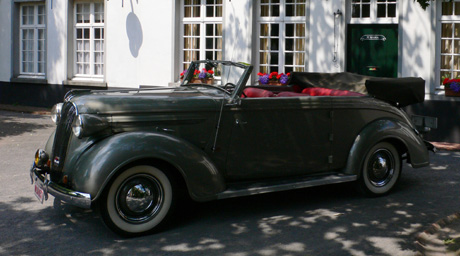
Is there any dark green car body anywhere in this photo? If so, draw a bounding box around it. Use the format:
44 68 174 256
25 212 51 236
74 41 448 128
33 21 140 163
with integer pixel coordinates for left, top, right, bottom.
30 60 432 235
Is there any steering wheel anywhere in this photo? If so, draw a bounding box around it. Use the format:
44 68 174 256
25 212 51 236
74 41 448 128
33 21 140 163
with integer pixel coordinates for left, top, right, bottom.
223 82 236 91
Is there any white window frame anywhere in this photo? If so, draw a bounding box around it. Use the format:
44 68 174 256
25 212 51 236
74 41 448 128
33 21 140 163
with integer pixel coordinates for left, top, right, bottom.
436 0 460 90
349 0 398 24
19 3 46 78
73 1 104 80
180 0 223 72
256 0 307 74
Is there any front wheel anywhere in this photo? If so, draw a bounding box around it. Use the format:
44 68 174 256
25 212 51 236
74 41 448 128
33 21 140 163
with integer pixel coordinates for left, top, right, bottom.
99 165 176 236
358 142 401 196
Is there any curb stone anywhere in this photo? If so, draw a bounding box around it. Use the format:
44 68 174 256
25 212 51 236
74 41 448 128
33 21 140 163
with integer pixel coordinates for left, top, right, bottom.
0 104 50 115
416 213 460 256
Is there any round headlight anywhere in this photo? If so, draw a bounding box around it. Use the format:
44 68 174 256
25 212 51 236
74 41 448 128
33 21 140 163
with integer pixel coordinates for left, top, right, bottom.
51 103 63 124
34 149 49 168
72 115 83 138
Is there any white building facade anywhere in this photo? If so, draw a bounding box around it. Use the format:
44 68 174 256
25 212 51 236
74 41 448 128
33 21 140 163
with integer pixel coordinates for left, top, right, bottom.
0 0 459 141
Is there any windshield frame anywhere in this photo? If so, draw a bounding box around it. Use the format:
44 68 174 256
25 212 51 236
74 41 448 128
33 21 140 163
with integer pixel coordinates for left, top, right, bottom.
181 60 253 102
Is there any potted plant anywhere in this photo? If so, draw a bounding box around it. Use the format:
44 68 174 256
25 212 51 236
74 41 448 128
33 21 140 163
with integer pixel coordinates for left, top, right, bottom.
257 72 290 86
442 77 460 97
180 68 215 84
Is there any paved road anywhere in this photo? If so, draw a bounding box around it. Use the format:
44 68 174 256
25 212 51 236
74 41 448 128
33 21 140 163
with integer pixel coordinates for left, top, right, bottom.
1 110 459 256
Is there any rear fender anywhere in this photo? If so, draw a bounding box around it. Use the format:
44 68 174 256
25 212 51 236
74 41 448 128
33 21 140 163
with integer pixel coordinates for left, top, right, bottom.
344 119 429 176
71 132 225 202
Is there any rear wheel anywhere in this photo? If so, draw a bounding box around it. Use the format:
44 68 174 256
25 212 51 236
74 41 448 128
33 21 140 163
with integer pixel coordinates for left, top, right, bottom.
358 142 401 196
100 165 176 236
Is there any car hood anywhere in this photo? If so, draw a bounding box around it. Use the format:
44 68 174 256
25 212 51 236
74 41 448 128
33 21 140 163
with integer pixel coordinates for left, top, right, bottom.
68 86 225 115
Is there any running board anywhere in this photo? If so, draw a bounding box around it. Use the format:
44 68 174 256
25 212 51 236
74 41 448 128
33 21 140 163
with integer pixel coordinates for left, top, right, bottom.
217 174 357 200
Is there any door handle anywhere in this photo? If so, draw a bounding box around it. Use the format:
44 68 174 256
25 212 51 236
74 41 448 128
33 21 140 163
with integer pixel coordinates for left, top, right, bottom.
235 119 247 125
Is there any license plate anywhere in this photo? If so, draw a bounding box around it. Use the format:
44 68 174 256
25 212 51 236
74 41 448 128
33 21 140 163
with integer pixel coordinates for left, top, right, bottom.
34 183 45 204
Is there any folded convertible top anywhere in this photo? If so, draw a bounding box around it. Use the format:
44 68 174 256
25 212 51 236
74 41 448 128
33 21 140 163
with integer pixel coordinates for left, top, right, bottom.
289 72 425 107
365 77 425 107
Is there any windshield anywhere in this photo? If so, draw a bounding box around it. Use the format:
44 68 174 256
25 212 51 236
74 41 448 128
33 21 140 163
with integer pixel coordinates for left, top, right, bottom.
180 60 252 96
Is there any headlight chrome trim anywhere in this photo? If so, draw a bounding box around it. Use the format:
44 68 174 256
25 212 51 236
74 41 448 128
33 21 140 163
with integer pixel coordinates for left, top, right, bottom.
72 114 109 139
51 103 63 124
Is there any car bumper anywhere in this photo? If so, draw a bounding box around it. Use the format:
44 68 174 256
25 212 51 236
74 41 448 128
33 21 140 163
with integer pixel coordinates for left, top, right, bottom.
30 165 92 209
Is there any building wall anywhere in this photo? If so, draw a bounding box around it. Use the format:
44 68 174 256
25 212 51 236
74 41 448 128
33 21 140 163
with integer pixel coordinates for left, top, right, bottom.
0 1 440 89
47 0 68 84
308 0 345 73
105 0 174 88
399 1 434 94
0 0 12 82
223 0 253 65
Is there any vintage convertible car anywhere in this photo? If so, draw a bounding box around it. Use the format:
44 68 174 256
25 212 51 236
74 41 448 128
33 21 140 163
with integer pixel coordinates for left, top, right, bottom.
30 60 435 236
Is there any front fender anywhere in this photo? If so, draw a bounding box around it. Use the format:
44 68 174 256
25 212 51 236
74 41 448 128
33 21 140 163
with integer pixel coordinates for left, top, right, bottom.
70 132 225 202
344 118 429 176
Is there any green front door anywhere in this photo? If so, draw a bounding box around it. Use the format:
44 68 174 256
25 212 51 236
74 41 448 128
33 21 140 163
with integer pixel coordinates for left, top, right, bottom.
347 24 398 78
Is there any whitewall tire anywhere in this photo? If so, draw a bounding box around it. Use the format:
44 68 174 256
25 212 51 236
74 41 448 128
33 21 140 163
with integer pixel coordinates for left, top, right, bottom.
100 165 176 236
359 142 401 196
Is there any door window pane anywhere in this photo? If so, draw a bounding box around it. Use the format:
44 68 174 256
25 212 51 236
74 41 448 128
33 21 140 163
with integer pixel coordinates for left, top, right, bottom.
352 0 397 20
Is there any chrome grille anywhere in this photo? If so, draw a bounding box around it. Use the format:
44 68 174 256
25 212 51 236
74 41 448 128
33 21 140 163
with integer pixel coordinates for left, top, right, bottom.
50 102 76 180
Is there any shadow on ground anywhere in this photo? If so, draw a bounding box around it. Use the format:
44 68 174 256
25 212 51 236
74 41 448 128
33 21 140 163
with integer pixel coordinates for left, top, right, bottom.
0 112 53 139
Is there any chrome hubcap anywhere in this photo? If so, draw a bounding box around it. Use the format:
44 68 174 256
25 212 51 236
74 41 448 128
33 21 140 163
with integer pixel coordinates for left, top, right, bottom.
115 174 164 223
367 149 395 187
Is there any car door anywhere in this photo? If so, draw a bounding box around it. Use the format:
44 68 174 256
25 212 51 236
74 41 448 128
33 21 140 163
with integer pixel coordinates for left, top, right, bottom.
224 96 333 182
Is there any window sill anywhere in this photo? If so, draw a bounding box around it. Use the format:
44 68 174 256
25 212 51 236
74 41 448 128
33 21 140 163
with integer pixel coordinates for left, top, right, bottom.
11 77 48 84
63 79 107 88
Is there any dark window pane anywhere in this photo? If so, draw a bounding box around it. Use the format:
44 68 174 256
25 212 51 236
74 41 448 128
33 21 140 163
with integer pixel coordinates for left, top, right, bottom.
286 39 294 51
269 65 278 73
362 4 370 17
456 3 460 15
271 24 279 37
377 5 386 18
206 51 213 60
443 2 453 16
285 53 294 65
84 29 90 39
285 66 293 74
286 24 294 37
206 24 213 36
206 6 214 17
270 52 279 65
271 38 279 50
193 6 200 17
352 5 360 18
206 38 213 49
271 4 279 16
388 4 396 17
286 4 294 16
